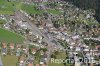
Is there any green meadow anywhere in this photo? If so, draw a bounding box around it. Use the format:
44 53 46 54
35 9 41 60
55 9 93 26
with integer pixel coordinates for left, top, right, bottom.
0 28 24 43
0 0 63 15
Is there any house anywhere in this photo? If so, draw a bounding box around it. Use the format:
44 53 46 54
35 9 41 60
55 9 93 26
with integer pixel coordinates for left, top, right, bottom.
28 63 33 66
9 43 15 55
36 64 39 66
69 46 73 50
23 47 28 54
16 45 21 56
75 62 81 66
84 48 89 52
96 45 100 51
28 56 34 64
46 23 53 27
42 64 46 66
40 58 44 64
73 52 78 56
19 56 25 66
42 53 48 61
32 48 36 54
75 47 80 51
90 63 94 66
61 36 66 40
20 24 28 29
40 50 44 55
2 43 7 55
70 42 75 45
39 25 44 30
10 43 14 50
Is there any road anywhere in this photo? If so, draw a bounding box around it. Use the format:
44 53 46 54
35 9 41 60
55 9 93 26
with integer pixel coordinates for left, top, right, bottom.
19 10 64 49
19 10 65 64
10 10 65 65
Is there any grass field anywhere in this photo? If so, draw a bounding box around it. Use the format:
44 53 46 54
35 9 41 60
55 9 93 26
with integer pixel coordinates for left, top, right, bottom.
21 4 44 14
0 0 63 15
48 51 70 66
0 0 43 15
0 28 24 43
0 0 15 15
1 55 18 66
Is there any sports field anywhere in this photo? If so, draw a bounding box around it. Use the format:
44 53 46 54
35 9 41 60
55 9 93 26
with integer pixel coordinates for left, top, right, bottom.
0 28 24 43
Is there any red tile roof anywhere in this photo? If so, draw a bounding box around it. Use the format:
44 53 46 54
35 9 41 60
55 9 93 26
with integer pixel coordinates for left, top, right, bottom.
28 63 33 66
36 64 39 66
90 63 94 66
42 64 45 66
96 45 100 48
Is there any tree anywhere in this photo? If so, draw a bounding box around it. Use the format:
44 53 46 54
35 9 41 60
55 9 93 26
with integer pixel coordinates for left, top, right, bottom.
65 0 96 9
64 0 100 22
95 0 100 22
25 29 30 34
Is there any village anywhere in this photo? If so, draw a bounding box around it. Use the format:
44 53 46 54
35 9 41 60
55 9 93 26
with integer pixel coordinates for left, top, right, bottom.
0 0 100 66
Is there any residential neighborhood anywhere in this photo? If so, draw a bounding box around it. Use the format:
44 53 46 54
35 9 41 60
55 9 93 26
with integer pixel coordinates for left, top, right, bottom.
0 0 100 66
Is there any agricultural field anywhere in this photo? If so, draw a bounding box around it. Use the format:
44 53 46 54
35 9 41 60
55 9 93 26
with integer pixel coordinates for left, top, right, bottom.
0 28 24 43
